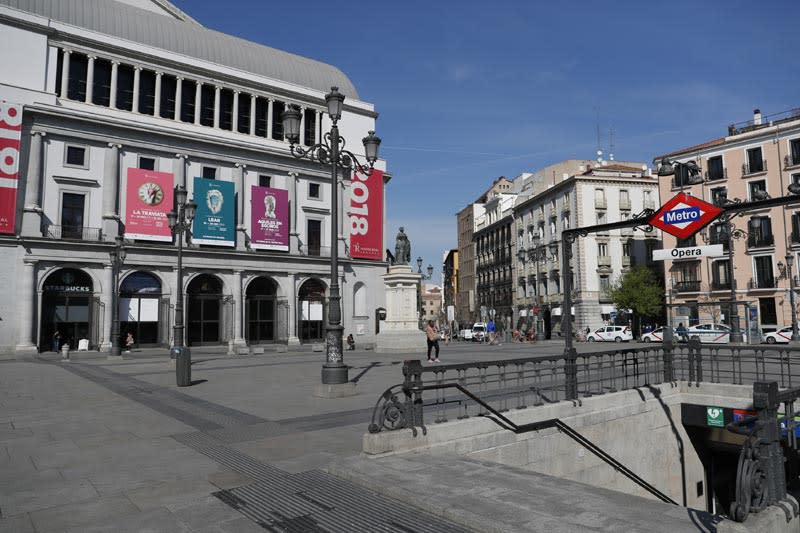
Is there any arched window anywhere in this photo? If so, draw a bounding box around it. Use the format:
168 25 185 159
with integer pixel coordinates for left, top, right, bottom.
353 282 367 317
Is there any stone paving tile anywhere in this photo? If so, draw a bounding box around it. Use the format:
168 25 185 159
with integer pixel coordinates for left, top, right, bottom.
124 478 220 511
28 494 141 532
207 468 254 490
169 495 244 530
0 513 36 533
67 506 192 533
0 475 98 517
192 516 266 533
72 430 140 450
0 425 32 442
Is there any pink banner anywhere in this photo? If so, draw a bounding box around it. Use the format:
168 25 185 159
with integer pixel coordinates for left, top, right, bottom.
0 101 22 234
349 168 383 260
250 186 289 251
125 169 174 241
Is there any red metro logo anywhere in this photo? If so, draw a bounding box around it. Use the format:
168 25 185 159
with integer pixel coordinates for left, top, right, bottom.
649 192 723 240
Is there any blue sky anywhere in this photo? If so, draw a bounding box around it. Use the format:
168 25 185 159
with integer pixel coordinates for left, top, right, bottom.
174 0 800 285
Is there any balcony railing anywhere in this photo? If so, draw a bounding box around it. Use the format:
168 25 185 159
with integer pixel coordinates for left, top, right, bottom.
791 230 800 244
705 167 727 181
708 232 730 251
674 280 701 293
594 198 607 209
747 234 774 249
749 277 776 290
622 256 631 267
711 280 731 291
619 198 631 210
43 224 103 241
742 159 767 176
598 255 611 267
785 154 800 168
299 245 332 257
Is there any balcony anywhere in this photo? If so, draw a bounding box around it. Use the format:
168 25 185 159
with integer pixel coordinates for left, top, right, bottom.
674 280 701 293
742 159 767 176
711 280 731 291
619 198 631 211
708 232 730 251
595 198 607 209
748 277 776 290
622 256 631 267
43 224 103 241
620 227 633 237
299 245 332 257
705 168 727 181
598 255 611 267
785 154 800 168
792 230 800 244
747 234 774 249
599 289 613 303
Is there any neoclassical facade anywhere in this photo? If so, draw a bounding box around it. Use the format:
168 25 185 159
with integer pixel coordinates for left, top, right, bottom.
0 0 389 354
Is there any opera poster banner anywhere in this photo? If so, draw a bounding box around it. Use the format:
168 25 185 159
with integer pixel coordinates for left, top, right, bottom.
192 177 235 246
349 168 384 260
250 186 289 251
125 168 174 241
0 101 22 234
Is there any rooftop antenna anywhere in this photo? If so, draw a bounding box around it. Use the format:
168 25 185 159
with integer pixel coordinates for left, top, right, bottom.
608 127 615 161
594 107 604 164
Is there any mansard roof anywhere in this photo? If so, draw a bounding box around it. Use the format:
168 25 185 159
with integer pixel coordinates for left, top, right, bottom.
0 0 359 98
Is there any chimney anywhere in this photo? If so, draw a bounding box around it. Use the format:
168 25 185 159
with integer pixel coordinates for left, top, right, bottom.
753 108 762 125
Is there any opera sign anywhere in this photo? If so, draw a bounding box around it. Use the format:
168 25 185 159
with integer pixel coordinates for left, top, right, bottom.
649 192 723 240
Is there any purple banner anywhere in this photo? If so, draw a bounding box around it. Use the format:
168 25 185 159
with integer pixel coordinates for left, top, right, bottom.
250 186 289 251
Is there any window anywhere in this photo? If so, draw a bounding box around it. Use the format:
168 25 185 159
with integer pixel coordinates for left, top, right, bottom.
159 74 177 119
271 101 285 140
748 217 773 248
594 188 606 208
622 242 631 257
708 223 729 249
61 193 85 238
748 180 767 201
138 157 156 171
179 79 196 123
303 108 316 146
562 215 570 230
219 88 234 131
200 84 215 127
790 139 800 167
254 97 268 137
65 145 87 167
67 52 88 101
712 260 730 289
677 235 697 247
307 219 321 256
710 186 727 206
598 242 608 256
115 64 134 111
549 220 556 236
138 69 156 115
792 212 800 244
599 275 610 292
759 298 777 325
643 190 653 208
92 58 112 107
259 175 271 188
754 256 774 288
309 183 320 199
745 147 764 174
201 166 216 180
237 92 251 134
707 155 725 180
619 189 630 209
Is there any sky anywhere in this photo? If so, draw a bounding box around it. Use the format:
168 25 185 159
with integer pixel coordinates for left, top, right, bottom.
174 0 800 286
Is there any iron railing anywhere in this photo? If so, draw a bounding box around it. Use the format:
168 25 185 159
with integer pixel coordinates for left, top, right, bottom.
742 159 767 175
298 245 331 257
747 233 774 249
785 154 800 168
705 167 728 181
748 277 776 289
43 224 103 241
674 280 701 293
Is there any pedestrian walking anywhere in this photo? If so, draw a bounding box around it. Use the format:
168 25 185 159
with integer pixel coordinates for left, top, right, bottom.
125 332 134 352
487 319 497 345
346 333 356 350
425 320 440 363
52 329 62 352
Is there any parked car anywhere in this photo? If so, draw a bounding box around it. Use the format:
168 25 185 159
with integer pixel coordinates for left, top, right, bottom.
459 329 474 341
685 324 731 344
587 326 632 342
472 323 486 342
763 326 795 344
640 327 675 343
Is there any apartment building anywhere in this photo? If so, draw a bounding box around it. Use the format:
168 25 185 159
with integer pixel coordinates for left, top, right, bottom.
653 108 800 333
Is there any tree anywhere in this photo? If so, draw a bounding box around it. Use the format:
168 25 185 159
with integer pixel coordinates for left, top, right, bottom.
608 265 664 336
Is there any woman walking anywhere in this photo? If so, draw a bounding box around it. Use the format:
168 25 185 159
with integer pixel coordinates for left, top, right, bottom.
425 320 440 363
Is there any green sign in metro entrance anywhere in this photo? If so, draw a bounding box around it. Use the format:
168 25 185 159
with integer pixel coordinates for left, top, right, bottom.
706 406 724 427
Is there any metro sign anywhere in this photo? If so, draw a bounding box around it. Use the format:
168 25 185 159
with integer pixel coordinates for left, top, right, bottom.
649 192 723 239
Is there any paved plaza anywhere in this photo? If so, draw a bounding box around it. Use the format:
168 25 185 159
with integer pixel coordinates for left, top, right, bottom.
0 340 574 532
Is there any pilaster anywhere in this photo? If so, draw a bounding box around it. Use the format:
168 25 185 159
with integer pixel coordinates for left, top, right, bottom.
21 131 45 237
100 264 113 351
288 171 300 254
235 163 247 249
287 273 300 345
15 258 38 357
102 143 122 240
232 270 246 348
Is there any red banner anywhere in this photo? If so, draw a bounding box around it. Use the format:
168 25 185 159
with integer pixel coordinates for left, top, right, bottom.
0 101 22 234
349 168 383 260
125 168 174 241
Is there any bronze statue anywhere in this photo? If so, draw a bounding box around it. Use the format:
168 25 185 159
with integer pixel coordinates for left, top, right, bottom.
394 227 410 265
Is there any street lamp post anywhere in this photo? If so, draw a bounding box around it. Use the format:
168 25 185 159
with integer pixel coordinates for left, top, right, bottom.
167 185 197 387
416 257 434 329
785 254 800 343
281 87 381 385
108 235 127 358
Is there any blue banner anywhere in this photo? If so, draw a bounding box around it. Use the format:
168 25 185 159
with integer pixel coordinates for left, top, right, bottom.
192 177 235 246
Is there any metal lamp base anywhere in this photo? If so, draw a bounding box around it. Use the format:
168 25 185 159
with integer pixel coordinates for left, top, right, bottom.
321 363 348 384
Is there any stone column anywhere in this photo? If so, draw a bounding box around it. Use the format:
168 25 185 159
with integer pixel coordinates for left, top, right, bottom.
234 163 247 249
266 98 273 138
232 270 246 349
21 131 45 236
132 67 141 113
213 85 221 128
85 55 95 103
232 91 239 132
109 61 119 108
173 77 183 121
288 171 300 253
153 72 162 117
102 143 122 240
59 50 71 98
100 264 113 351
299 106 306 145
249 95 257 136
15 258 38 357
194 81 202 125
287 273 300 345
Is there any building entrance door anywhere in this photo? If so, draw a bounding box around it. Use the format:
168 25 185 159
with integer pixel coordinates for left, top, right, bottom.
298 278 326 343
40 268 94 351
119 271 163 346
187 274 222 345
246 277 277 344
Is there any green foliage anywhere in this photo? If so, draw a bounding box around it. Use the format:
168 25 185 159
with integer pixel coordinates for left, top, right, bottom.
609 265 663 317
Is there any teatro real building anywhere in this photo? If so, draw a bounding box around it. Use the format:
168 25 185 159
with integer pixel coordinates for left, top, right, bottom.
0 0 390 355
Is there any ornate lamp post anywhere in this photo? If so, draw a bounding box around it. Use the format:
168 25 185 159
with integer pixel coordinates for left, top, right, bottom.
416 257 434 328
281 87 381 385
108 235 127 358
167 185 197 387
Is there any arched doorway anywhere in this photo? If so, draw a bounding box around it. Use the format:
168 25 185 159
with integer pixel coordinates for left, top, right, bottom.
246 277 277 344
298 279 326 343
40 268 94 351
120 271 163 346
187 274 222 345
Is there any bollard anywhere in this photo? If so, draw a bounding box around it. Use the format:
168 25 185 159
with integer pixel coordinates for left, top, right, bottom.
61 344 70 361
172 346 191 387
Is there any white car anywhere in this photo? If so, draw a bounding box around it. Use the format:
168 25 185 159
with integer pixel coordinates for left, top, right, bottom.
460 329 474 341
472 323 486 342
587 326 633 342
641 327 675 343
685 324 731 344
763 326 795 344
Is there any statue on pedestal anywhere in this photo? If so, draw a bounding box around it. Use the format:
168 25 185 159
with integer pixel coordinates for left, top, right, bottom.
393 227 411 265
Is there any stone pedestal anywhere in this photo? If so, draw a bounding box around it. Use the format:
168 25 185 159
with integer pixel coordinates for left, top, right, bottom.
376 265 426 353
